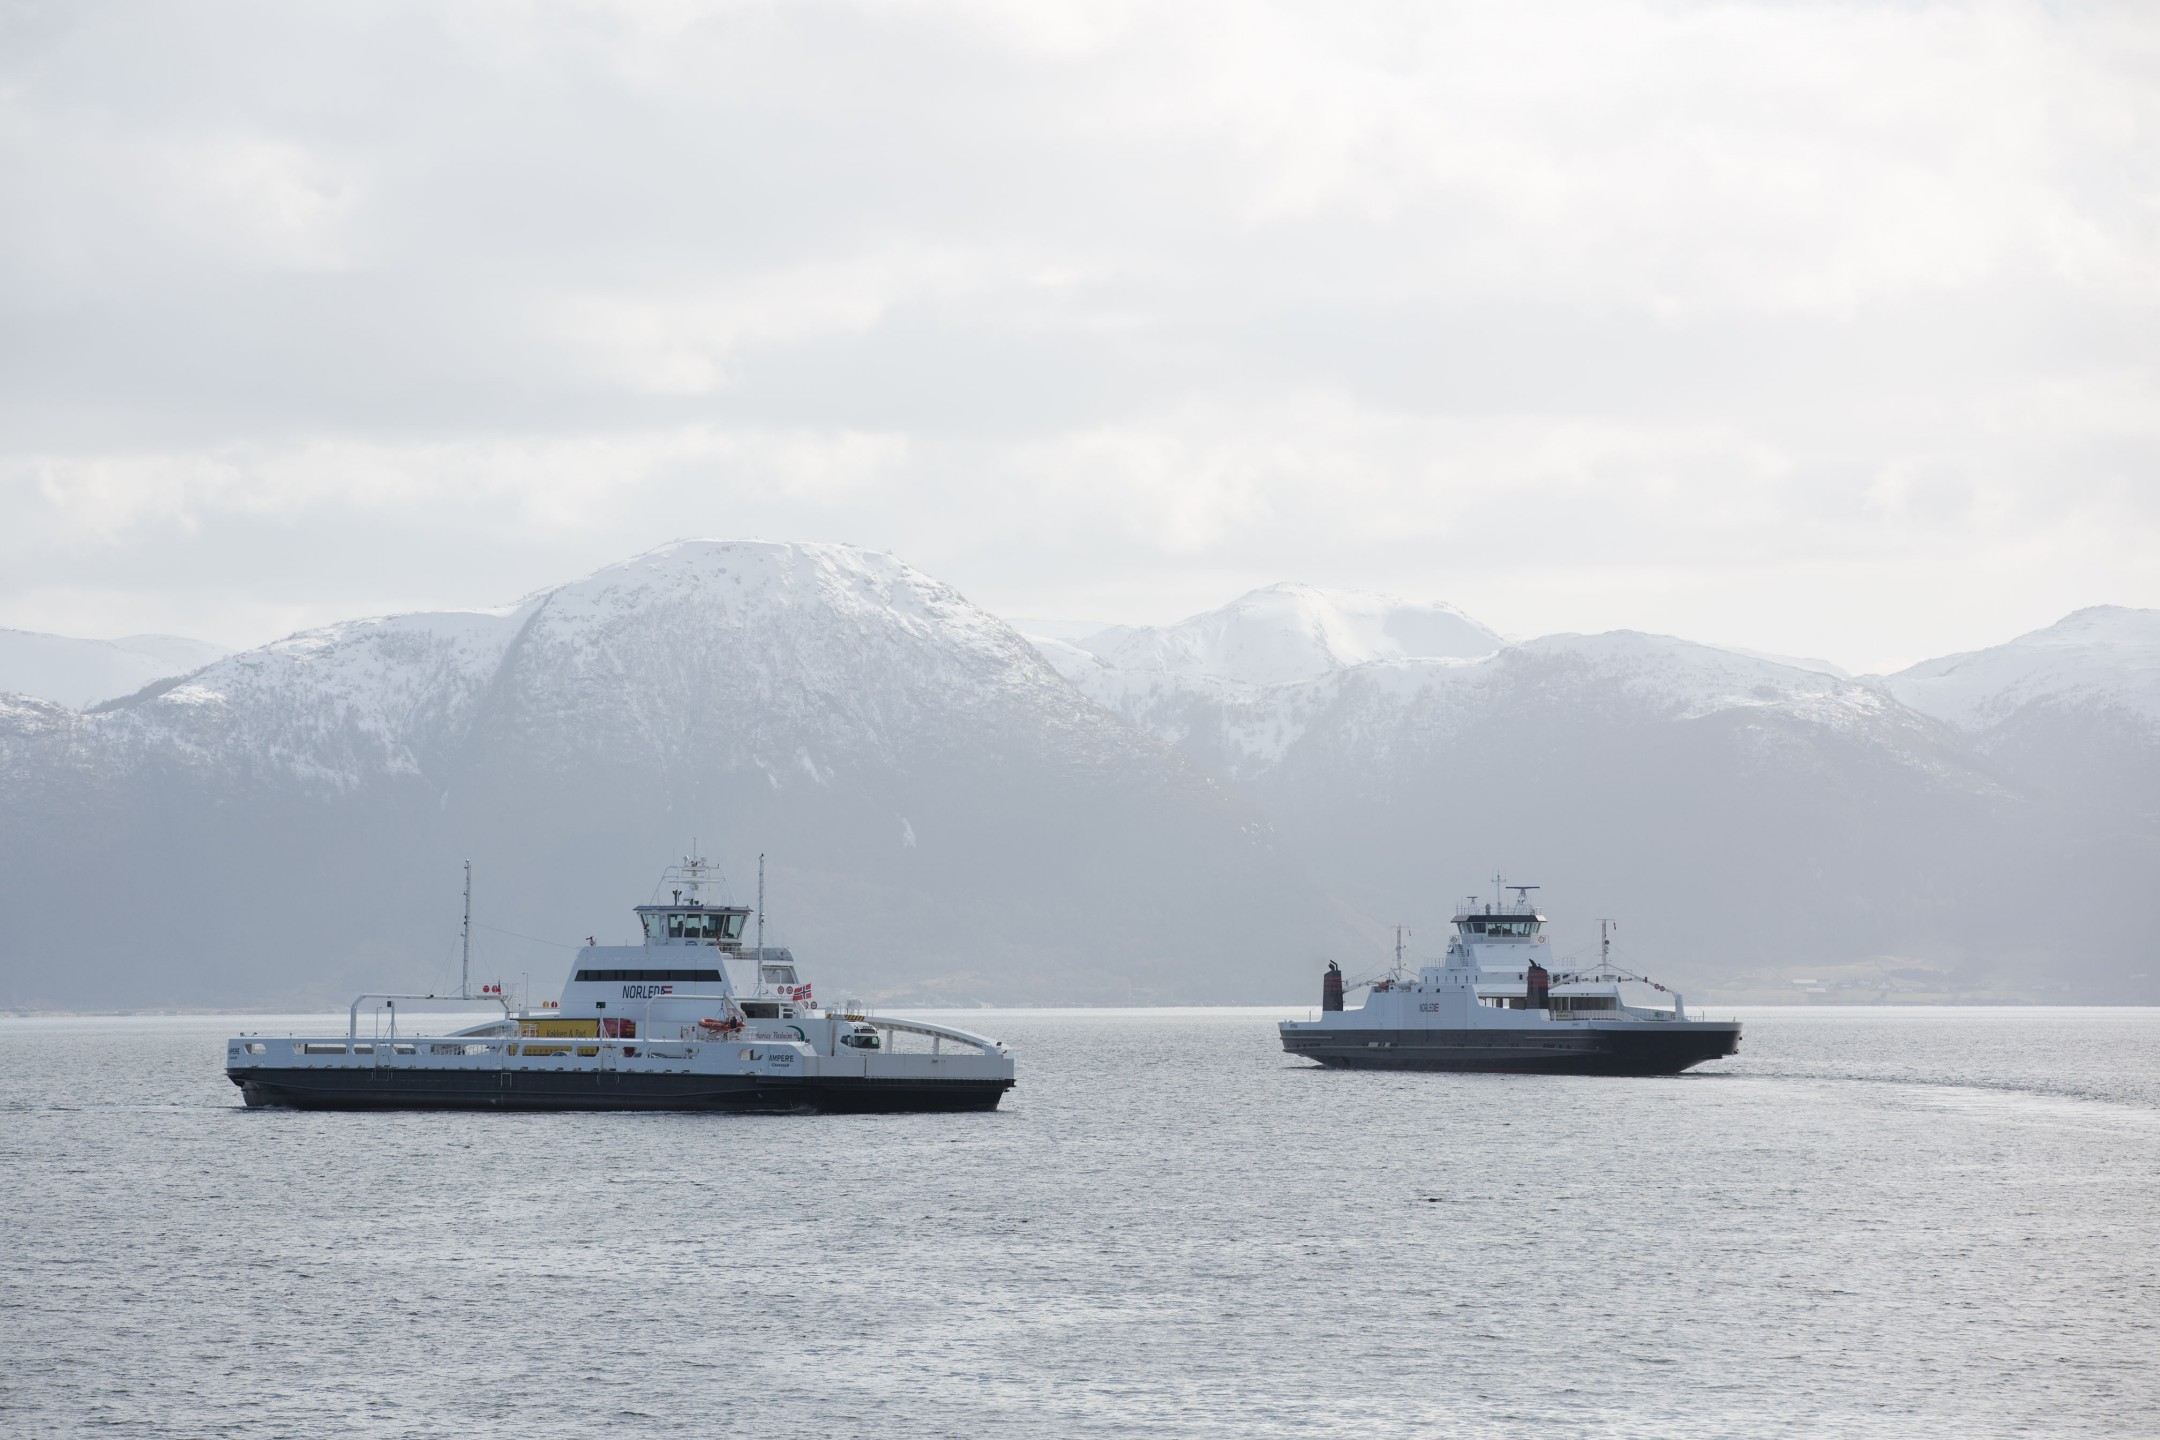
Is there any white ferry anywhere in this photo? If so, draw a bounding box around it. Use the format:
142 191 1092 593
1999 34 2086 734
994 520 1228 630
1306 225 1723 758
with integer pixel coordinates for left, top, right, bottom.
226 858 1015 1112
1279 886 1740 1075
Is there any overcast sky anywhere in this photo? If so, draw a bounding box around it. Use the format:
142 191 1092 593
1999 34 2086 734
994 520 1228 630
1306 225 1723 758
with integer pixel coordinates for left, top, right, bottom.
3 0 2155 672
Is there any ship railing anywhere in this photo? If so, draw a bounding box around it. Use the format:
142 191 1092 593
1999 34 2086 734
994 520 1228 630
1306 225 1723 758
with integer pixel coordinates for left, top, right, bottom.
258 1033 808 1062
248 1027 1013 1069
253 1003 1006 1061
632 995 1002 1056
856 1014 1006 1058
346 993 513 1043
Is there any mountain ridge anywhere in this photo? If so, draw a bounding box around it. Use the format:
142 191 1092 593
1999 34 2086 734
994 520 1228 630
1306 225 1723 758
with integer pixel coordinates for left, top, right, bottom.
1027 590 2158 1001
0 628 234 711
0 542 1346 1010
4 547 2156 1007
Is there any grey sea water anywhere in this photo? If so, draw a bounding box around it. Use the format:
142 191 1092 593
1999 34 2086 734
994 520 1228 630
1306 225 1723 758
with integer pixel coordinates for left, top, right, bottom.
2 1007 2156 1438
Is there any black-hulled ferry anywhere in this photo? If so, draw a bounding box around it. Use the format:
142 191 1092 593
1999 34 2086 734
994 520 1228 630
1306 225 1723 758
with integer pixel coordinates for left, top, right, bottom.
226 857 1014 1112
1280 887 1740 1075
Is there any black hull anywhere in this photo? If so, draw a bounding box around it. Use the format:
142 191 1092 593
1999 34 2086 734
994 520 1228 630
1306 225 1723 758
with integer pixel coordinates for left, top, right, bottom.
230 1068 1011 1113
1282 1024 1740 1076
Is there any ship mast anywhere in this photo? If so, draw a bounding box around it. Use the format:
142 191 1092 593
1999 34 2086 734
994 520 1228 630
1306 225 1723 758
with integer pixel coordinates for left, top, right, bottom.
683 838 705 901
756 851 766 982
460 860 472 1000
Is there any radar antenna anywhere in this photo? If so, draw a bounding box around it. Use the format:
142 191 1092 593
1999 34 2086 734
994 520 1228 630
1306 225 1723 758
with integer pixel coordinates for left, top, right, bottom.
655 842 727 906
1491 873 1540 913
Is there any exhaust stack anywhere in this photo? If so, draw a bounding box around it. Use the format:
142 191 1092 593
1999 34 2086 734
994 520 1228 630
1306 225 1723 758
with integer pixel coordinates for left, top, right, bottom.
1322 961 1344 1012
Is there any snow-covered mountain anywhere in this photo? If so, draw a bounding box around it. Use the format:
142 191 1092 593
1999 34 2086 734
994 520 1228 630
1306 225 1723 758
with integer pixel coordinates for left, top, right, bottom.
1719 646 1852 679
1070 583 1501 688
1038 584 1505 781
1031 590 2160 999
1884 606 2160 732
1239 632 2028 984
7 551 2157 1008
1877 606 2160 828
0 629 232 710
0 542 1344 1009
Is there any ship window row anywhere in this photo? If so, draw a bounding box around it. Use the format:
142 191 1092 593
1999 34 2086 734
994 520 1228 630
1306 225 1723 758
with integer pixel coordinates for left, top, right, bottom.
1477 995 1619 1010
1465 920 1538 937
640 912 747 941
574 969 725 983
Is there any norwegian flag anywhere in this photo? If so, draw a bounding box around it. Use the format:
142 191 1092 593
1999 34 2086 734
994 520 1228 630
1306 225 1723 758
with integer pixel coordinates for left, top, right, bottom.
787 982 814 1007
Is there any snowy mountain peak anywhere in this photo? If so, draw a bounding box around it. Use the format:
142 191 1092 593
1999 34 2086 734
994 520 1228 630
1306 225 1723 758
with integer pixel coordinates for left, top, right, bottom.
1077 582 1502 690
510 540 1057 713
66 540 1073 793
1510 630 1892 726
540 539 1013 654
0 628 235 710
1884 605 2160 732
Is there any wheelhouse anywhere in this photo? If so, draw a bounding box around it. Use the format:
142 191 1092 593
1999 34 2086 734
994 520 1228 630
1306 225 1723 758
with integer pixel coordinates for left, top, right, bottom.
1457 914 1544 939
635 903 751 949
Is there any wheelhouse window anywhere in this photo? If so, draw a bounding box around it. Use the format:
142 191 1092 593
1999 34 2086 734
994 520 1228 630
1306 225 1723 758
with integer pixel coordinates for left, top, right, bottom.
651 910 746 941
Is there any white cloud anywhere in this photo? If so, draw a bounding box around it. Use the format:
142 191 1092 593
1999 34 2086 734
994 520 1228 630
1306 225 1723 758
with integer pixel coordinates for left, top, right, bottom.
0 0 2154 671
15 426 909 541
553 245 1016 395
